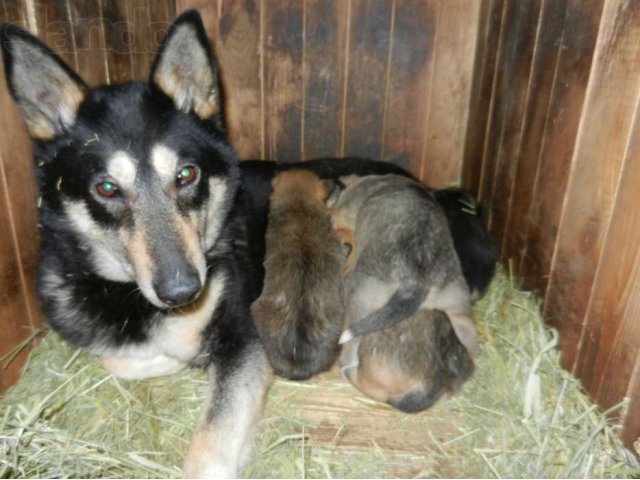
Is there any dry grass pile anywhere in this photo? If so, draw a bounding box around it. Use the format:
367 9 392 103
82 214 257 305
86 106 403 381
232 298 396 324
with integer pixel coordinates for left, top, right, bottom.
1 269 639 478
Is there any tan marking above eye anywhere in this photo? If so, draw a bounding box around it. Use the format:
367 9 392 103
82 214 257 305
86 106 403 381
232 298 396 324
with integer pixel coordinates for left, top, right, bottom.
107 151 138 190
151 144 179 184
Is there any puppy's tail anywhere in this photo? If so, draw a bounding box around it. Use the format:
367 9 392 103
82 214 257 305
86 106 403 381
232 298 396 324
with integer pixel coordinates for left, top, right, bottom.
339 284 427 344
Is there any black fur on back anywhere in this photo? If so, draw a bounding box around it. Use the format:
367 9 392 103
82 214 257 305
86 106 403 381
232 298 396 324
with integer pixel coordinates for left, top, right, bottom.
434 188 498 297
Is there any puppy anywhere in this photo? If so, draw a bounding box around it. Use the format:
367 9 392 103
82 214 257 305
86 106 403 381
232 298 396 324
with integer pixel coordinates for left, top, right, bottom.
339 306 474 413
329 174 478 354
251 170 346 380
434 188 497 300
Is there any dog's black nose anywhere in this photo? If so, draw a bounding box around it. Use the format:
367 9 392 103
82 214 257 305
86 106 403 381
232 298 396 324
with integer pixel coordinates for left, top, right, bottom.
154 268 202 307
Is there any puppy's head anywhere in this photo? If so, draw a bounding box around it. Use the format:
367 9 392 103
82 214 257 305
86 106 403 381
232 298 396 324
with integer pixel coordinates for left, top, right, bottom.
1 11 239 309
434 188 498 298
271 170 326 203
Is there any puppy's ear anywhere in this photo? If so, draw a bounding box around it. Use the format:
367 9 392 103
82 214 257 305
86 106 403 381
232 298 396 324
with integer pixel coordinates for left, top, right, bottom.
0 23 86 140
150 10 222 125
324 179 346 205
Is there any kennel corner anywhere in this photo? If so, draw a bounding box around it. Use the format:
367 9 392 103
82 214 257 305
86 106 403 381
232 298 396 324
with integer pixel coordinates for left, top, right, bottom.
0 0 639 457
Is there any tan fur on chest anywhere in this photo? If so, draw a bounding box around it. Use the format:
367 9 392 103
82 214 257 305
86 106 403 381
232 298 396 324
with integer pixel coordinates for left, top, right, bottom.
99 272 226 379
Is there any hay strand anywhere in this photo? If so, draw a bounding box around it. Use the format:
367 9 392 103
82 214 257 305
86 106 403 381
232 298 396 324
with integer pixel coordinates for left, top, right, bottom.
1 268 639 478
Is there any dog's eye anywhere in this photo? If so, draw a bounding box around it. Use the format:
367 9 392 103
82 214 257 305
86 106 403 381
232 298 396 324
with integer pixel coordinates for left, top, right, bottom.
176 165 198 187
96 181 119 198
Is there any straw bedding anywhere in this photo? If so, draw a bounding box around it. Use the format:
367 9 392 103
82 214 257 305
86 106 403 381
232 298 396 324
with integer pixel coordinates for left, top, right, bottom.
1 269 639 478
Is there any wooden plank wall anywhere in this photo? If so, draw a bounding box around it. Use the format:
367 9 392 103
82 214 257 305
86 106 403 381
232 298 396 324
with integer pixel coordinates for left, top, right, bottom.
0 0 175 390
2 0 639 456
465 0 640 451
175 0 482 186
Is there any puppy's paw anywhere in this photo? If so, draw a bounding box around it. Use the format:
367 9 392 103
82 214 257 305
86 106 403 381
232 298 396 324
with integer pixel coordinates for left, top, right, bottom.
340 362 358 380
338 329 354 345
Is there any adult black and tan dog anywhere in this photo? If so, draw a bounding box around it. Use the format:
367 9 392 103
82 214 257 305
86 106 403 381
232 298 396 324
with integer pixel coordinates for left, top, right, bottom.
0 9 495 477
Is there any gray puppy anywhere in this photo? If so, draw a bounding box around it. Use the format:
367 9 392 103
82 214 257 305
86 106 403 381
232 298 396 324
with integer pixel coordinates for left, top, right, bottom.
329 174 477 354
251 170 347 380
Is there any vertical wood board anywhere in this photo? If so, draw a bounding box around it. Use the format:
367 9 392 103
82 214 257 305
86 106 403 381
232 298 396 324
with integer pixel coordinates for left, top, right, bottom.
544 0 640 371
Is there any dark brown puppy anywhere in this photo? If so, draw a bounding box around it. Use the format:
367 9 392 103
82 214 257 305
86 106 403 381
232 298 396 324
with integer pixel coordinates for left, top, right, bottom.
251 170 346 380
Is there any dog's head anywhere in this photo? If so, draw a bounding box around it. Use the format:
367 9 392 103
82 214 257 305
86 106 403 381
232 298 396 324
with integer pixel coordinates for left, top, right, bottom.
1 11 239 309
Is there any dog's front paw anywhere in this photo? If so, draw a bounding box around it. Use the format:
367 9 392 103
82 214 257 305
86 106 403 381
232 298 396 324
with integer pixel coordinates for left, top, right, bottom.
183 429 238 479
183 463 236 480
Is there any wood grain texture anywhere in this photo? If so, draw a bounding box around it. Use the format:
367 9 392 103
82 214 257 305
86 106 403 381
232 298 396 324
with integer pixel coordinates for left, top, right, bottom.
216 0 264 160
461 0 505 196
518 0 606 293
176 0 217 33
174 0 482 172
477 0 514 204
2 0 28 28
574 88 640 395
33 0 77 67
0 1 32 393
592 241 640 412
490 0 549 246
500 0 568 267
544 0 640 371
419 0 481 187
381 0 435 175
123 0 175 82
269 367 465 478
125 0 152 80
148 0 174 56
0 58 39 330
0 54 41 392
463 0 640 446
483 0 542 232
101 0 134 83
341 0 393 161
66 0 109 85
263 0 304 162
302 0 348 160
622 356 640 453
0 167 31 392
130 0 176 80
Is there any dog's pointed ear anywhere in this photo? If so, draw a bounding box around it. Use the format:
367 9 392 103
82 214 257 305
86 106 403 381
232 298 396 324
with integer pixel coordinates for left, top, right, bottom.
0 23 87 140
150 10 222 124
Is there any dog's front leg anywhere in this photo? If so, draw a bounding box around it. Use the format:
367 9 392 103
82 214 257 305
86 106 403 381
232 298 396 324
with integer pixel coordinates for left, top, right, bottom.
184 342 274 479
100 354 187 380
